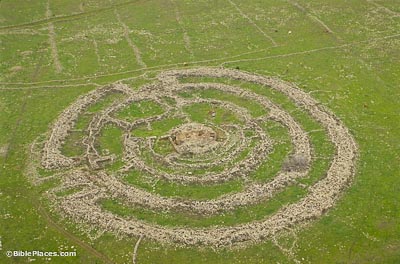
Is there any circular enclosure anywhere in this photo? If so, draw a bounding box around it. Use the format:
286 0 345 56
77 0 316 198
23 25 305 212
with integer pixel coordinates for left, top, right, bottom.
36 67 357 247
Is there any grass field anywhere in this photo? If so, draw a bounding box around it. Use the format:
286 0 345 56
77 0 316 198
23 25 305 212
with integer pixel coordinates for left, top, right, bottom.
0 0 399 263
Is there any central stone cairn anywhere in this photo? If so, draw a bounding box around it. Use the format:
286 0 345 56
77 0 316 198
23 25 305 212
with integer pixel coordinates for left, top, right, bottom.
170 123 220 155
34 67 357 248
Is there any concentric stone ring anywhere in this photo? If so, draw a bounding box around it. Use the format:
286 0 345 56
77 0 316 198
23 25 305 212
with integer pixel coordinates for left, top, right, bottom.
36 67 357 247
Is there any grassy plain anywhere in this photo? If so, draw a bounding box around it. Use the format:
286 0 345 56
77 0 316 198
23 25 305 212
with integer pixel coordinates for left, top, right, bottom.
0 0 399 263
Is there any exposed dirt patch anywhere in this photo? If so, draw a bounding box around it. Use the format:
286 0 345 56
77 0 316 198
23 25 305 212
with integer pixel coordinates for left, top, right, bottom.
377 219 396 231
0 144 9 157
9 66 23 72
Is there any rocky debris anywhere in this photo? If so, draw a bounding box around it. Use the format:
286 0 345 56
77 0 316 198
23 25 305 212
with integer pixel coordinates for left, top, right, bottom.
282 153 309 172
170 123 219 155
42 83 133 170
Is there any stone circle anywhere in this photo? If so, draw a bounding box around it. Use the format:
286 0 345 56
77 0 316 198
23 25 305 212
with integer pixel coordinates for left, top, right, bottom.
33 67 357 247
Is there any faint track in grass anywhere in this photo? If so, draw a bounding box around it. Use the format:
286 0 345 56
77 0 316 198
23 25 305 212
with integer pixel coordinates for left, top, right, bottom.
0 0 146 31
79 2 85 13
366 0 400 17
132 235 143 264
220 44 348 66
46 0 62 73
284 0 394 92
33 199 115 264
0 83 100 90
287 0 335 34
0 41 47 164
1 32 399 88
114 9 147 68
92 37 102 67
220 32 399 67
0 28 46 36
170 0 194 58
82 2 103 69
0 46 279 86
227 0 277 46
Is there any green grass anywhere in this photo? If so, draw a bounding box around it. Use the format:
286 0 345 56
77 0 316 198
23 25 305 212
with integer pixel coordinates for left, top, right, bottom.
96 124 124 156
132 117 183 137
61 130 86 157
251 120 292 181
183 102 243 125
115 99 164 122
1 0 399 263
153 137 175 155
74 114 92 130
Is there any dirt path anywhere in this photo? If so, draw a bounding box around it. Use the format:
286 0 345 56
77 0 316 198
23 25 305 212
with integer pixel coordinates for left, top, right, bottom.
132 235 143 264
